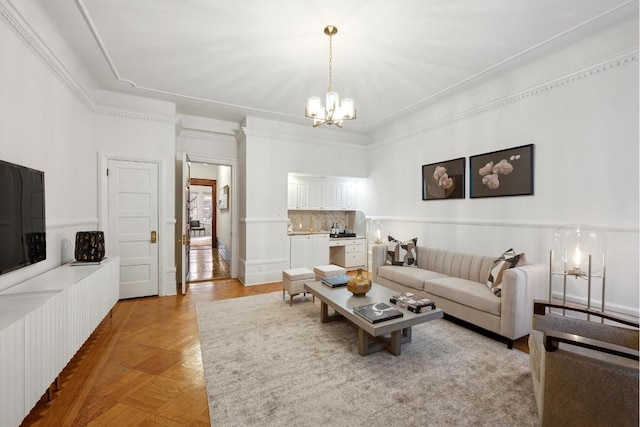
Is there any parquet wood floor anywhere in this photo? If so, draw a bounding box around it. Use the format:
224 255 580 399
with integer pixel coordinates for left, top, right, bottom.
20 274 528 426
20 279 282 427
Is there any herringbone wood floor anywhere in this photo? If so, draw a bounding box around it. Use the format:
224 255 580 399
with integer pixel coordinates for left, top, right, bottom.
20 274 528 426
20 279 282 426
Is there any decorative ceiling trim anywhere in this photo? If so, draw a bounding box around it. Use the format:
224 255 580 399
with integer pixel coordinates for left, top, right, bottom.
73 0 638 133
372 48 639 148
1 2 94 110
178 128 237 144
92 103 179 125
240 127 369 151
2 2 181 128
372 0 638 129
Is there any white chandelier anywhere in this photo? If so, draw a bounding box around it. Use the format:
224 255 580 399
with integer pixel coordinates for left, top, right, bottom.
305 25 356 128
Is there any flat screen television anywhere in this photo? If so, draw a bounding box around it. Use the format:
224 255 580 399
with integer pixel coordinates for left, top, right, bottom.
0 159 46 275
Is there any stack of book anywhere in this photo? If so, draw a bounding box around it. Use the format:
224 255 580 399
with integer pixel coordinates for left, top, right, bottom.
352 302 404 324
389 292 436 313
321 274 350 288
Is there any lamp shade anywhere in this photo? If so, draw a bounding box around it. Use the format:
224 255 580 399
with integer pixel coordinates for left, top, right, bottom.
552 224 605 276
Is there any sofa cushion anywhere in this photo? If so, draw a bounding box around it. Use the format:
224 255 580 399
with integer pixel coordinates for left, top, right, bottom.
425 277 501 316
387 235 418 266
416 247 495 283
377 265 447 291
486 248 526 297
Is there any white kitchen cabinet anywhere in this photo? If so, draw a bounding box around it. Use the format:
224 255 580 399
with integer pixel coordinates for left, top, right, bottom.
329 237 365 270
288 179 322 210
345 184 357 210
290 234 329 269
287 176 356 210
287 182 297 209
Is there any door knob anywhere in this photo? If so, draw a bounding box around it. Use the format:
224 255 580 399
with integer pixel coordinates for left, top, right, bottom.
151 231 157 244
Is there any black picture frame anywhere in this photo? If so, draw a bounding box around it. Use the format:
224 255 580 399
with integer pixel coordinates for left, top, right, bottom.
422 157 466 200
469 144 534 198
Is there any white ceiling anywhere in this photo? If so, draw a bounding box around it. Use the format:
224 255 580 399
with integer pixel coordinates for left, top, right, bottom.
16 0 638 133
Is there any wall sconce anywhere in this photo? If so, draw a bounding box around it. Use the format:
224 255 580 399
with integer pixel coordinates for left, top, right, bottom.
550 224 606 313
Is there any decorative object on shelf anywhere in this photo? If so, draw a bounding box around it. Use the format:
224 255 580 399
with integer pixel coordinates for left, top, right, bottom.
352 302 404 323
422 157 466 200
550 224 606 314
218 185 229 210
469 144 534 198
305 25 356 128
74 231 105 262
347 268 372 296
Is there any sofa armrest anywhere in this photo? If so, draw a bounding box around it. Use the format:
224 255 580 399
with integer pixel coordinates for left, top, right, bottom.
500 263 549 340
372 244 388 282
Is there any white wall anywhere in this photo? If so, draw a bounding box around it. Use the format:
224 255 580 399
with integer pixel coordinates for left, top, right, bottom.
0 15 95 292
366 26 639 314
239 117 369 285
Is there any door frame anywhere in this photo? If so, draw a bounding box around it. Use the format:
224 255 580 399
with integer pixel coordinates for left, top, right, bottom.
184 154 238 279
189 178 217 248
97 152 167 296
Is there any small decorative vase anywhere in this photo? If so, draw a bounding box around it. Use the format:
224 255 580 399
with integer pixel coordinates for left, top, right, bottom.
347 268 372 296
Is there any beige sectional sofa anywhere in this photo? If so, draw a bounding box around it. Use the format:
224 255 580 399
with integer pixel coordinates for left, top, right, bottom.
372 245 548 347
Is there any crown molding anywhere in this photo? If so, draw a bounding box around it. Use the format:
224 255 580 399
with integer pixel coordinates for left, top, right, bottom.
1 2 181 127
240 127 369 151
92 103 179 125
178 128 238 143
1 2 94 111
372 48 639 148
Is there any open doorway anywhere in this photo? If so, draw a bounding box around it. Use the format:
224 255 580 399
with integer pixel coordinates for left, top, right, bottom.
187 163 232 282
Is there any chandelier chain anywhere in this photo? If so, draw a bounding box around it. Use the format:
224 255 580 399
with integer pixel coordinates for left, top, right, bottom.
328 33 333 92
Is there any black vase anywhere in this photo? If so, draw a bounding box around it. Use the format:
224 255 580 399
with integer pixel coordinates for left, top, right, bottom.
75 231 105 262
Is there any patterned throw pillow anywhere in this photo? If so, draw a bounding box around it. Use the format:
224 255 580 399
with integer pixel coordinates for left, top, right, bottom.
387 235 418 267
486 248 526 297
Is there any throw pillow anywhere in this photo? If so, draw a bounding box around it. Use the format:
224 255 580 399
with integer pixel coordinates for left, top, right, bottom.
486 248 526 297
387 235 418 267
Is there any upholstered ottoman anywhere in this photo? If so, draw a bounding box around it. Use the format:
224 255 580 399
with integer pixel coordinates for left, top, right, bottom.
282 268 315 306
314 264 346 281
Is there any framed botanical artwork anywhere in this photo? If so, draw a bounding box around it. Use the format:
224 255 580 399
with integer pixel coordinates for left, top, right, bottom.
469 144 534 198
422 157 465 200
218 185 229 210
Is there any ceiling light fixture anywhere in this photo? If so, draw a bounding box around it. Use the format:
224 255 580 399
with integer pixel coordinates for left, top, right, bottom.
305 25 356 128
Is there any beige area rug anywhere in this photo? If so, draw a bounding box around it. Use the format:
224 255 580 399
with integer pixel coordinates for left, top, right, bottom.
196 292 539 427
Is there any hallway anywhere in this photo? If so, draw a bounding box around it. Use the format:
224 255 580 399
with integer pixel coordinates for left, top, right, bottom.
187 236 231 282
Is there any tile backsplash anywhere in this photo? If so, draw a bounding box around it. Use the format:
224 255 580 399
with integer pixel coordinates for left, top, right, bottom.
288 210 365 236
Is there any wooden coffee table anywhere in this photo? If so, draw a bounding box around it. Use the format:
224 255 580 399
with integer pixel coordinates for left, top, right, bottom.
304 281 443 356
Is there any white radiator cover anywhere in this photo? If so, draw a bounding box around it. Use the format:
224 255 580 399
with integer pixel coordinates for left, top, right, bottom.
0 258 119 427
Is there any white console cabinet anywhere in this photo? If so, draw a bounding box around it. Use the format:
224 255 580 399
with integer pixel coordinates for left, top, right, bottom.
0 258 119 427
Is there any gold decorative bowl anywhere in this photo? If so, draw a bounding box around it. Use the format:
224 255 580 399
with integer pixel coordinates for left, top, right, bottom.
347 269 372 296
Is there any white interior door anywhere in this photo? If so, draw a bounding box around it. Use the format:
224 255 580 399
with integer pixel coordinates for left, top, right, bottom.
108 159 159 299
176 152 191 295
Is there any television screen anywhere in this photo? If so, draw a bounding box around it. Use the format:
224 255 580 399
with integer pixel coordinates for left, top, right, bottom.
0 159 46 275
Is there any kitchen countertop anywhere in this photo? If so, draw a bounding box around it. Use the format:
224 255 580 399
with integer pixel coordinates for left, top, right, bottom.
288 230 330 235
